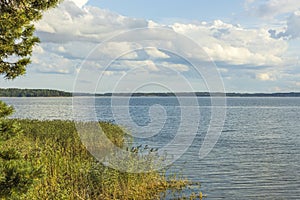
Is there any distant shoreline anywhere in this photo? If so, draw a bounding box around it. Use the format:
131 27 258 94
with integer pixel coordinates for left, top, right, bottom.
1 88 300 97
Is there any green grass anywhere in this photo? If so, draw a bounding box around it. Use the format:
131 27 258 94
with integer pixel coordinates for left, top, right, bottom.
1 119 203 199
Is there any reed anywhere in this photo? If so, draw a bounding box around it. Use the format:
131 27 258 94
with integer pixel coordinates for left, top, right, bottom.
1 119 202 199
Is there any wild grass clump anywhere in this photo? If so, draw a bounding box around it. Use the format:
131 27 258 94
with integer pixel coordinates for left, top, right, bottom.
0 119 202 199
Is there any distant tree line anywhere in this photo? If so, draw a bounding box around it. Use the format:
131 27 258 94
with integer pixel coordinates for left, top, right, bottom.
96 92 300 97
1 88 300 97
0 88 72 97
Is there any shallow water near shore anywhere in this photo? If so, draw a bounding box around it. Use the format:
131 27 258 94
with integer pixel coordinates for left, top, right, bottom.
1 97 300 199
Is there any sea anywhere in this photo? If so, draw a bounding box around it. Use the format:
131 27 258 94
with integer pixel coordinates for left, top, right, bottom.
1 96 299 199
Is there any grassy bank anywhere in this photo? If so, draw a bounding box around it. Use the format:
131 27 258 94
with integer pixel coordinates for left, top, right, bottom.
1 119 202 199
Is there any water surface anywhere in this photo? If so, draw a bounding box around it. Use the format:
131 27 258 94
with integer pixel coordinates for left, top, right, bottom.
1 97 299 199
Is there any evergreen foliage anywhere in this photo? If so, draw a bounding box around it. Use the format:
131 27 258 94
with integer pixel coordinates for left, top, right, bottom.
0 0 60 79
0 0 61 198
0 101 43 198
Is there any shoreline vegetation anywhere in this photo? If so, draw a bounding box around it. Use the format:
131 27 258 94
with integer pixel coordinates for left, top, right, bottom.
1 119 203 199
1 88 300 97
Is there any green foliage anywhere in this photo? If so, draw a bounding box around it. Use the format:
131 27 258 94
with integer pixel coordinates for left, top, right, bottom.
0 0 203 198
0 119 200 200
0 102 20 141
0 101 14 118
0 0 61 79
0 149 21 160
1 1 61 196
0 119 22 141
0 102 37 199
0 102 43 198
0 159 43 198
0 88 72 97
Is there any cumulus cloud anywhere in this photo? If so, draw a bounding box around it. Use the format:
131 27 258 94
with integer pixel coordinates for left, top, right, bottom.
245 0 300 19
145 48 170 59
115 60 159 72
269 11 300 39
295 82 300 87
256 72 276 81
70 0 88 8
31 47 79 75
172 20 287 66
246 0 300 40
160 62 189 72
93 42 141 60
35 1 148 44
31 0 293 83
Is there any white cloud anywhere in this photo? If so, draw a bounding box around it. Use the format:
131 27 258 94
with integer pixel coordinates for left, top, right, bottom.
256 72 276 81
160 62 189 72
171 21 287 66
57 46 66 53
70 0 88 8
105 59 189 74
145 48 170 59
273 86 282 91
246 0 300 19
295 82 300 86
35 1 148 44
245 0 300 41
30 0 297 91
93 42 141 60
31 44 79 75
2 0 299 93
32 45 44 54
34 1 290 69
117 60 159 72
269 11 300 39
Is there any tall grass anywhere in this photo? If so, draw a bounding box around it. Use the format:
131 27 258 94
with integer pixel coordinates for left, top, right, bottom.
1 119 203 199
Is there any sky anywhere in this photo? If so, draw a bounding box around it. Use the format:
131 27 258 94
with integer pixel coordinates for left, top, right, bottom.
1 0 300 93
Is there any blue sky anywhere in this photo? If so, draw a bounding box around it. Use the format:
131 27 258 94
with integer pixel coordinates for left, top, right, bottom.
87 0 245 22
1 0 300 93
